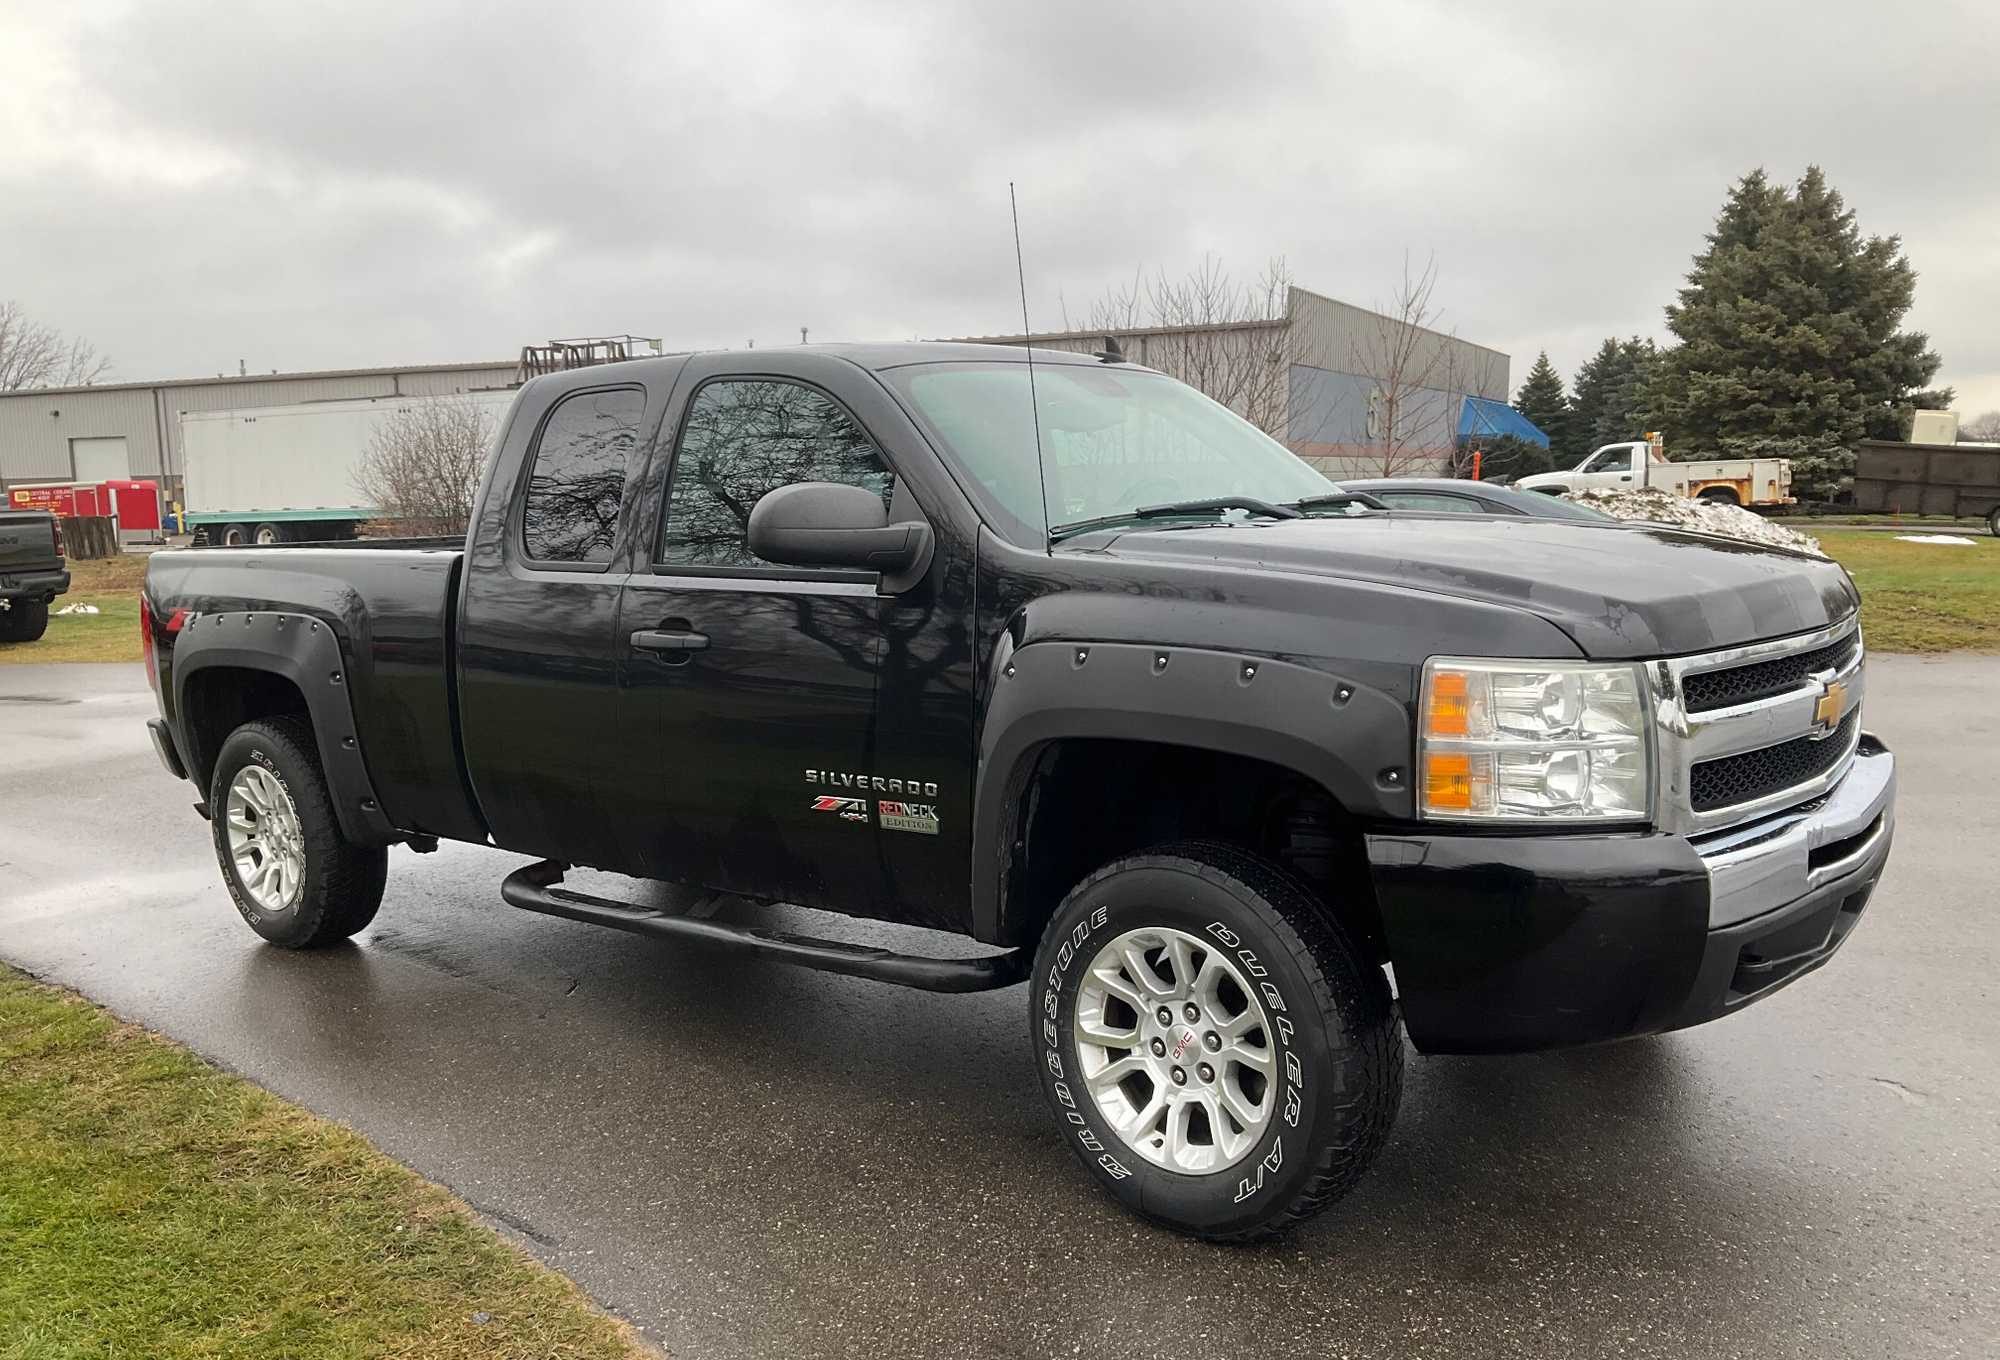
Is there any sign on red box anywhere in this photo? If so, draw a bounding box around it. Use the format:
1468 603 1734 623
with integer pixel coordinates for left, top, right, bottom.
7 484 100 516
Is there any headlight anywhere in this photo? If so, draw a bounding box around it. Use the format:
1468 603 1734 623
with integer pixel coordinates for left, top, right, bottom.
1419 659 1650 821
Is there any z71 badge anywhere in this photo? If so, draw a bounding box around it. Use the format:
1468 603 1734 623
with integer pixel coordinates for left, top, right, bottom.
811 796 870 823
878 801 940 835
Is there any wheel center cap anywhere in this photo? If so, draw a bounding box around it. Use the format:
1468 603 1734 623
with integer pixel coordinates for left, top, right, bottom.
1169 1028 1197 1062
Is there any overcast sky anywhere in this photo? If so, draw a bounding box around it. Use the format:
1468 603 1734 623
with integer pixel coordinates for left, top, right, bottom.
4 1 1997 413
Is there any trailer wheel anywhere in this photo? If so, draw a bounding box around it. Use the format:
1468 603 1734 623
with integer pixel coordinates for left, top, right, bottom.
1031 840 1402 1241
209 717 387 948
0 598 50 643
253 522 287 545
219 523 251 547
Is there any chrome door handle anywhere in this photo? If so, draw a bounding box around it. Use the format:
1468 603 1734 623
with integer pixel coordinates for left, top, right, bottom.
630 629 709 652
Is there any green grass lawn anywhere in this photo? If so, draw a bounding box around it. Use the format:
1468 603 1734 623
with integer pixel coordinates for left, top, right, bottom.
0 554 149 665
0 968 655 1360
1817 528 2000 653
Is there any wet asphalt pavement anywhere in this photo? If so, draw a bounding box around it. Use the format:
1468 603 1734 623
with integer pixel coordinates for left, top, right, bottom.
2 658 1995 1359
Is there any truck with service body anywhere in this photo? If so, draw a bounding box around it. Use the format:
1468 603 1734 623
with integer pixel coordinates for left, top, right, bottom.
141 343 1894 1240
0 505 70 643
1517 434 1793 507
180 389 515 545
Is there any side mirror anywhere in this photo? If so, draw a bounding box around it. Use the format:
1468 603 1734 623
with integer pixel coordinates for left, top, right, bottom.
747 482 931 574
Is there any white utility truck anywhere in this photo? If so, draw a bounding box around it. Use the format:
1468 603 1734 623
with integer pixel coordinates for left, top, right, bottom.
180 390 515 545
1516 434 1793 507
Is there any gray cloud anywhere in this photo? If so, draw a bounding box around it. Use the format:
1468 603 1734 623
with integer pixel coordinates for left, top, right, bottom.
5 1 1996 410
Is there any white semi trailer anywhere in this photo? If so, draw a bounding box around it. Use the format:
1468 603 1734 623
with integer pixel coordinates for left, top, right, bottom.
180 390 515 545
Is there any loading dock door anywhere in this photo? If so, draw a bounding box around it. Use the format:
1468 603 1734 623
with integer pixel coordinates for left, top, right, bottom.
71 436 131 483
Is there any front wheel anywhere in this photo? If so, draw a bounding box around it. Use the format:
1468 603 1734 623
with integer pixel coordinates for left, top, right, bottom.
208 717 387 948
1031 841 1402 1241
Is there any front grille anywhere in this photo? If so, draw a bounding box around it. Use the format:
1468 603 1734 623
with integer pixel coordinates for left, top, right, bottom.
1683 631 1859 713
1690 710 1860 812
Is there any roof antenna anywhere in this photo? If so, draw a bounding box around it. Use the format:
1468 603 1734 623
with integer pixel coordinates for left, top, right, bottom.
1009 182 1052 554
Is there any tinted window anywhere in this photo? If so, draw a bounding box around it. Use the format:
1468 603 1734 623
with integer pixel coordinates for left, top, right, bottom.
521 388 646 563
661 379 893 568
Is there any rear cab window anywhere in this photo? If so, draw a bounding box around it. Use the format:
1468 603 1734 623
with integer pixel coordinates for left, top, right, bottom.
520 387 648 565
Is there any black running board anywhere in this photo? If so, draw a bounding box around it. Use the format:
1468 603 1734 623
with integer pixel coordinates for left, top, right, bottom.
500 859 1028 993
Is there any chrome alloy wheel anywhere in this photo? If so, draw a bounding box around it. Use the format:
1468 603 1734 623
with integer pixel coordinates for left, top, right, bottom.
1073 926 1276 1174
225 764 305 913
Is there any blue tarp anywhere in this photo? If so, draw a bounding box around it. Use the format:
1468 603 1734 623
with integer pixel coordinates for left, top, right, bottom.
1458 396 1549 448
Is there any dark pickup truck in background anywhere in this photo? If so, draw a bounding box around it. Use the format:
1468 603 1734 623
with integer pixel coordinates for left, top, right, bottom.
0 506 69 643
141 343 1895 1240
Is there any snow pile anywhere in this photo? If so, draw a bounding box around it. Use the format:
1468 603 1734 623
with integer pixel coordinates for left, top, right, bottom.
1564 488 1824 557
1893 534 1979 546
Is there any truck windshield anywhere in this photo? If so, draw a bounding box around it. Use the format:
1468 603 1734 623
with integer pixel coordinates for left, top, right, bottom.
885 362 1334 546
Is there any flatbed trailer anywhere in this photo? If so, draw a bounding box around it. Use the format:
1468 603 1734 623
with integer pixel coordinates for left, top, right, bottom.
1852 440 2000 536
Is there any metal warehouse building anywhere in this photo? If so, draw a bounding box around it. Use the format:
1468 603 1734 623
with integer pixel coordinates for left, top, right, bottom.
0 360 516 503
952 285 1510 479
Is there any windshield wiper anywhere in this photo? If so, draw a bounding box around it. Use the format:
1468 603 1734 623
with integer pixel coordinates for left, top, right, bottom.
1135 496 1302 521
1048 497 1301 545
1290 491 1387 512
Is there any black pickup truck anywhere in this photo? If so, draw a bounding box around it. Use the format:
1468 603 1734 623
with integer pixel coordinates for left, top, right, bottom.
142 343 1895 1240
0 506 70 642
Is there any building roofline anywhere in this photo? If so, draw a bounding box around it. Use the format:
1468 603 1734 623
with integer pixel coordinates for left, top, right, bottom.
943 288 1510 363
0 359 518 400
1286 285 1510 361
939 317 1285 346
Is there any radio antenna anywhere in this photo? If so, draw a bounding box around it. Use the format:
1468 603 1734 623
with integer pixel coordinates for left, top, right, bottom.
1009 182 1052 554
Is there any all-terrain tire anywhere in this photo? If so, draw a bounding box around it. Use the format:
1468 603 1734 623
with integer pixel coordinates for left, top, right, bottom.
209 717 387 948
1030 840 1402 1242
0 598 50 642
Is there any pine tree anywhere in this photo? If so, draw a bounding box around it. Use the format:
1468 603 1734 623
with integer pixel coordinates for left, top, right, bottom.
1652 167 1946 499
1512 351 1569 454
1565 337 1658 461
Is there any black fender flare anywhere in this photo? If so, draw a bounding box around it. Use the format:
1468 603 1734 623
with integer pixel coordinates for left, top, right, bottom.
971 638 1414 943
170 610 399 847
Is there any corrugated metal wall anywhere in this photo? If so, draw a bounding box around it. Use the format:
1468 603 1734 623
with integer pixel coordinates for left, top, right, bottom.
0 362 515 490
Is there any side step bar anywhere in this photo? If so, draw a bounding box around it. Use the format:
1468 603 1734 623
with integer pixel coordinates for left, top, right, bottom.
500 859 1028 993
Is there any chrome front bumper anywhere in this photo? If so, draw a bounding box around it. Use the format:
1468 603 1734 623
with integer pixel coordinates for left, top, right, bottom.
1693 736 1895 928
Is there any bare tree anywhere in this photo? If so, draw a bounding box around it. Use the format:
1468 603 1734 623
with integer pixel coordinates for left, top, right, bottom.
352 396 497 536
1068 255 1316 440
1960 410 2000 442
1341 255 1471 477
0 300 111 390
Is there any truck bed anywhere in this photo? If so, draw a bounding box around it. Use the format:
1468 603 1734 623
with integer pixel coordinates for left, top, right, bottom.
144 545 483 842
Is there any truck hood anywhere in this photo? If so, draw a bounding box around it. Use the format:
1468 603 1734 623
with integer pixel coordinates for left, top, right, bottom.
1089 516 1857 658
1512 471 1571 490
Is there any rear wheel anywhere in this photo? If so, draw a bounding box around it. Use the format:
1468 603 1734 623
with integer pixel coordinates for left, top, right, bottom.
220 522 251 547
1031 840 1402 1241
1988 507 1999 538
1697 487 1740 506
0 598 50 642
253 522 287 545
208 717 387 948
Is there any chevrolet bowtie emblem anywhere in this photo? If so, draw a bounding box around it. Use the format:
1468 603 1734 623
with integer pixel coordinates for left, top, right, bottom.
1813 678 1849 736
